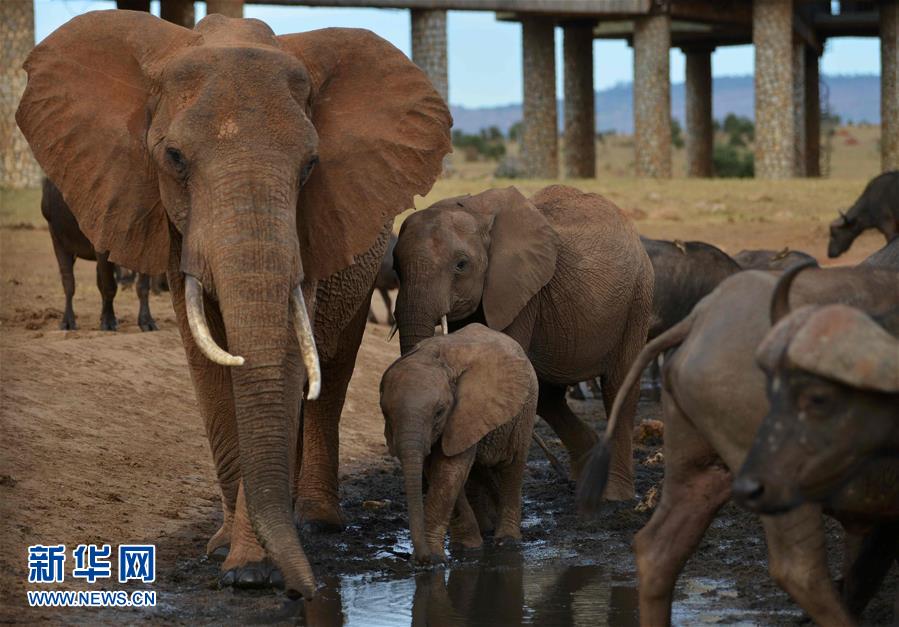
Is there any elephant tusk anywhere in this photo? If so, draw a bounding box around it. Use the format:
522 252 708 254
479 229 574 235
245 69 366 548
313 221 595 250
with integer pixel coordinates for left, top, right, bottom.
387 322 398 342
441 315 448 336
184 275 245 367
291 286 322 401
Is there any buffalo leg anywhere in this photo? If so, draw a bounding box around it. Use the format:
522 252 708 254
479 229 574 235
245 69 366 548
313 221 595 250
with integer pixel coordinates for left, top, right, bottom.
96 252 118 331
762 505 852 626
633 389 731 626
135 273 158 332
537 383 598 480
50 232 77 330
841 521 899 619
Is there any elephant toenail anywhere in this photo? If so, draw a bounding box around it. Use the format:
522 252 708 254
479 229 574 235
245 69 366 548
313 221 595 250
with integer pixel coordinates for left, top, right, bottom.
219 570 237 587
237 568 266 587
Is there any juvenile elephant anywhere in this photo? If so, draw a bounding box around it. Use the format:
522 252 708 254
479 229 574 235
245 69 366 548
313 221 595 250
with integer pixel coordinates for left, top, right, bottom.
17 11 450 598
578 264 899 624
828 170 899 258
380 324 538 563
393 185 654 500
42 178 157 332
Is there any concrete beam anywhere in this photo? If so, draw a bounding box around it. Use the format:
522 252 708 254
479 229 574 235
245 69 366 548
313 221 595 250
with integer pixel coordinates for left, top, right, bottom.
633 12 671 178
244 0 652 14
805 47 820 177
753 0 794 179
206 0 245 17
160 0 195 28
882 0 899 171
411 9 448 101
563 22 596 178
684 47 713 177
1 0 42 189
521 18 558 179
792 40 806 177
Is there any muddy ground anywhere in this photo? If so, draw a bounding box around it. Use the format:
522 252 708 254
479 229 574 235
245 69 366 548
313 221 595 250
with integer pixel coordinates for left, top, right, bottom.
0 224 895 625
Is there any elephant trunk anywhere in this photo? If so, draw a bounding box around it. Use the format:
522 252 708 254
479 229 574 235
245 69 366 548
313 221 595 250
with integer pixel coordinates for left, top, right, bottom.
398 435 428 561
198 197 315 599
395 288 441 355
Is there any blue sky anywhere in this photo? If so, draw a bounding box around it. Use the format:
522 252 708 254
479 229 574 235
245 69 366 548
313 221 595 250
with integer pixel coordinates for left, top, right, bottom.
35 0 880 108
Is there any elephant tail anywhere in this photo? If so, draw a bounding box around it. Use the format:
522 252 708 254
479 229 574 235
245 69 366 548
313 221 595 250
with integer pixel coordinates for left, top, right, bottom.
576 313 695 515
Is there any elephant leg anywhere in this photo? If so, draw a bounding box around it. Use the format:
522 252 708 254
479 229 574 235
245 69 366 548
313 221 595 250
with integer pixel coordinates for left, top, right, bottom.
491 460 525 544
762 505 852 626
96 252 118 331
50 232 77 330
135 273 158 332
294 292 370 531
841 521 899 619
536 382 597 479
448 486 483 551
634 389 731 626
424 447 477 561
219 483 280 588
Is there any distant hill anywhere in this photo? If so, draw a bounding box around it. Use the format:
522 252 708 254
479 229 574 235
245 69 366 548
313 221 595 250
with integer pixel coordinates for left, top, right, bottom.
449 74 880 135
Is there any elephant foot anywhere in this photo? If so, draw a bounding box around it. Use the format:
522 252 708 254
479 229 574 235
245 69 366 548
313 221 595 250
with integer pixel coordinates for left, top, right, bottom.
138 315 158 332
220 557 283 590
413 550 448 566
492 532 521 548
99 315 118 332
294 497 345 533
603 471 636 502
206 521 232 561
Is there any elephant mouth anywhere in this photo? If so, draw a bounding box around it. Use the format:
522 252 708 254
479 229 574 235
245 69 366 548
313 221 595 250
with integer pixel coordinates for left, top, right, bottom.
183 273 321 400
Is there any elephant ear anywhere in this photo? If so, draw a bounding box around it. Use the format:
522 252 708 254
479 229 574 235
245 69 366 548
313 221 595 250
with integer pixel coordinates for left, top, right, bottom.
278 29 452 280
441 325 537 457
786 305 899 393
16 11 199 274
458 187 559 331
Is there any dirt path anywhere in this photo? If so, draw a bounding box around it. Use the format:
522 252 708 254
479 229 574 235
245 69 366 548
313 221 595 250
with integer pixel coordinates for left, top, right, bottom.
1 226 894 624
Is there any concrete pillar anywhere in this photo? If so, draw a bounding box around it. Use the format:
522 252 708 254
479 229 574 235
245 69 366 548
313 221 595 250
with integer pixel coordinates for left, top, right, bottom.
410 10 448 102
805 47 820 177
633 12 671 178
160 0 195 28
684 47 713 178
563 22 596 178
521 18 558 179
116 0 151 10
1 0 42 189
792 41 806 177
881 0 899 171
206 0 244 17
753 0 794 179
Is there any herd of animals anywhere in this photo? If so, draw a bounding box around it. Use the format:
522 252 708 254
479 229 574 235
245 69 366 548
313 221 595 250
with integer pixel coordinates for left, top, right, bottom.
15 9 899 625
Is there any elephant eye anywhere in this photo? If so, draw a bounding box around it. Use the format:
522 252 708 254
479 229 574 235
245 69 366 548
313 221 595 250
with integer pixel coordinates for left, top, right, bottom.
300 155 319 186
165 147 188 176
454 258 468 274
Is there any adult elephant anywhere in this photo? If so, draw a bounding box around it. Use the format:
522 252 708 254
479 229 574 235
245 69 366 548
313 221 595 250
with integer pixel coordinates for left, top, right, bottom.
392 185 653 499
16 11 451 599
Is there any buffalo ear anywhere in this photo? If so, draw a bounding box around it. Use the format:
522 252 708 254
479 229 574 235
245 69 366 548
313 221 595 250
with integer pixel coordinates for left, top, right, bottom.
278 29 452 281
787 305 899 393
16 11 198 274
440 325 537 457
458 187 559 331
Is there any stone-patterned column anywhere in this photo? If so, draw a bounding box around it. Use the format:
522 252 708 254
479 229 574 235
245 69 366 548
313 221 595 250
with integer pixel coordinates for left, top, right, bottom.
881 0 899 171
684 47 713 178
521 18 558 179
563 22 595 179
410 10 448 102
792 41 806 177
804 47 820 176
1 0 42 189
161 0 195 28
633 12 671 178
116 0 151 10
206 0 244 17
753 0 794 179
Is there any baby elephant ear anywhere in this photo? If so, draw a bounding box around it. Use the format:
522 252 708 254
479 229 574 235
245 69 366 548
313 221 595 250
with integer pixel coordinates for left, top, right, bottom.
278 29 452 280
16 11 199 274
460 187 559 332
441 325 537 457
787 305 899 393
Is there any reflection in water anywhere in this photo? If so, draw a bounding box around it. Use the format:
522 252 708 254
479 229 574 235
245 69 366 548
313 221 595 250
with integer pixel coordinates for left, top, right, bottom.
289 547 639 627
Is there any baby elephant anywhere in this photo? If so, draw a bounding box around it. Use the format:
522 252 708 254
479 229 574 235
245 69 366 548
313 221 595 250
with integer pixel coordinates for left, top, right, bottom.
380 323 538 564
